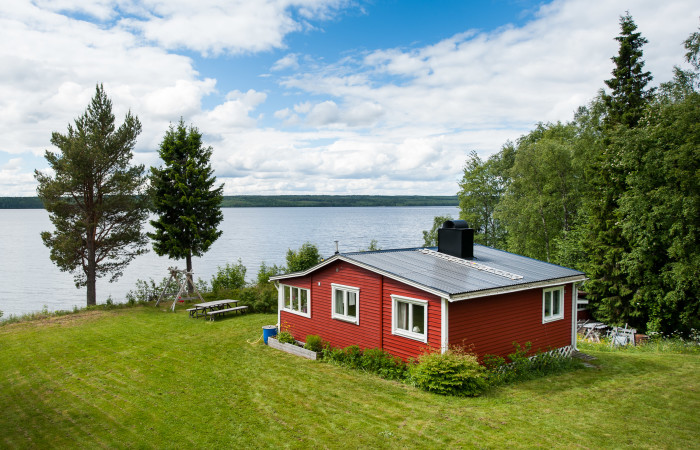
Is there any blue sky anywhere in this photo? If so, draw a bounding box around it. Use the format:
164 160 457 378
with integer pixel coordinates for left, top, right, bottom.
1 0 699 196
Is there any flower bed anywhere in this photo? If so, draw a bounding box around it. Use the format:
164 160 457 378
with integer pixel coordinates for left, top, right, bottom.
267 337 321 360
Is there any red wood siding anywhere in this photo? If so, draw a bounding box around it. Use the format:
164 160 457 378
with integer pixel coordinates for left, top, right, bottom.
380 278 442 361
279 261 382 350
448 284 574 358
278 260 442 359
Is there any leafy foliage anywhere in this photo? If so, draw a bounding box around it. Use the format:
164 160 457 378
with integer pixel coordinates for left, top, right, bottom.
303 335 326 352
148 119 224 291
458 149 510 247
211 260 247 293
34 84 149 306
322 345 408 381
285 242 322 273
408 347 487 397
422 215 453 247
456 17 700 335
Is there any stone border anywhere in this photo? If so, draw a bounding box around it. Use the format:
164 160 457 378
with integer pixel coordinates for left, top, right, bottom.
267 337 321 360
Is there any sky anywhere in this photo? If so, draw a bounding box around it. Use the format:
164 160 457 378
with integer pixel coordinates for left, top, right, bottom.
1 0 699 196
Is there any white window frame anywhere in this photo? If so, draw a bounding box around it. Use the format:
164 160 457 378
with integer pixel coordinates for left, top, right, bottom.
331 283 359 324
391 295 428 343
542 286 565 323
279 284 311 318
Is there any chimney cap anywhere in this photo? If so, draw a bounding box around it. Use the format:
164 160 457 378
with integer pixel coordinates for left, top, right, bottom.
442 219 469 229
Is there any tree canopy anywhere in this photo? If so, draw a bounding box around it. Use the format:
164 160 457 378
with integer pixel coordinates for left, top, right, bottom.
148 119 224 291
457 18 700 334
34 84 149 306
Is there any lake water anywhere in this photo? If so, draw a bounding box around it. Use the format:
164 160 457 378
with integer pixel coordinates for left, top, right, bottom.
0 206 458 317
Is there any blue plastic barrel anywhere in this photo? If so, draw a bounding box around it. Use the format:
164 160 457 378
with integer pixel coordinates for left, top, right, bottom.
262 325 277 345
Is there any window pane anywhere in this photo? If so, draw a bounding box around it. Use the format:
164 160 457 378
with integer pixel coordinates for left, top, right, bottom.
291 288 298 311
284 286 291 309
334 289 344 315
412 304 425 334
347 292 357 317
396 302 409 330
552 289 561 315
544 291 551 317
300 289 308 313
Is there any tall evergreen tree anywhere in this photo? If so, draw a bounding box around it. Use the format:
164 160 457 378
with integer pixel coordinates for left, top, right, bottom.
35 84 149 306
583 14 656 328
148 119 224 292
602 13 654 128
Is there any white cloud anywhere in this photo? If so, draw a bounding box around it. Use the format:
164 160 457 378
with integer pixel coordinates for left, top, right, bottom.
1 0 699 197
119 0 350 56
272 53 300 71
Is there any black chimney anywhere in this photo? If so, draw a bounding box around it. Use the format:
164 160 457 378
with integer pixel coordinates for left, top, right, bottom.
437 220 474 259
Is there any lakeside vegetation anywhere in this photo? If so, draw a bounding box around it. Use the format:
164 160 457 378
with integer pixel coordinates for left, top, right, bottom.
0 195 458 209
1 307 698 448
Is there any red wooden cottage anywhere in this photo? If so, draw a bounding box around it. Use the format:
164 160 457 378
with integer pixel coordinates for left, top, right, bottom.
270 221 586 360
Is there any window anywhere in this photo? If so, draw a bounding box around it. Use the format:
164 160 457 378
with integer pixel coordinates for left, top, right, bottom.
391 295 428 342
543 286 564 323
331 284 359 324
281 284 310 318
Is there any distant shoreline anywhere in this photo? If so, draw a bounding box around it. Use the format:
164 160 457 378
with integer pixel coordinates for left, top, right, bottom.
0 195 458 209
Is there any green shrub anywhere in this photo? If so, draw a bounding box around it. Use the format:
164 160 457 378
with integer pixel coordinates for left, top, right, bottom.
409 347 487 397
322 345 408 381
484 342 581 385
276 330 295 344
285 242 321 272
359 348 407 380
211 260 247 292
304 335 326 352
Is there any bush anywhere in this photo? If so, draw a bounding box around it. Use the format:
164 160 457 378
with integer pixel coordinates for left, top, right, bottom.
277 330 295 344
304 335 326 352
359 348 407 380
322 345 408 381
484 342 581 385
409 347 487 397
257 262 283 285
285 242 321 273
211 260 247 292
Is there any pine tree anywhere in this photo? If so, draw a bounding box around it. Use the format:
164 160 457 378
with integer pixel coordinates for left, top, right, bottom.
148 119 224 292
35 84 149 306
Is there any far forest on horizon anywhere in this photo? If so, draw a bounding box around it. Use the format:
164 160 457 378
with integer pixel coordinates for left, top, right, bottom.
0 195 458 209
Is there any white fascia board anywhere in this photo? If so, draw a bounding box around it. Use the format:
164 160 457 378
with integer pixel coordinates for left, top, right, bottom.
269 255 343 281
448 275 588 302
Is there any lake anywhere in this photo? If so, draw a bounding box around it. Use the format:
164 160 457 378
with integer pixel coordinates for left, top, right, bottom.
0 206 458 317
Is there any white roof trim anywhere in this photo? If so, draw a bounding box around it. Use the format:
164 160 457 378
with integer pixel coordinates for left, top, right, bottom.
447 275 588 302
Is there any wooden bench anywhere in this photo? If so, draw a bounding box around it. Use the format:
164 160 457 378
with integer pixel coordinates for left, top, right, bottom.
186 308 198 318
207 305 248 321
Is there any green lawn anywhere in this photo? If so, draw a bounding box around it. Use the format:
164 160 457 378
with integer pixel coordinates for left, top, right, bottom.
1 307 698 448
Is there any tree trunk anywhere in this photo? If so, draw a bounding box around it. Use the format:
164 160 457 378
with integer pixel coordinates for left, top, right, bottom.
186 251 194 295
86 226 97 306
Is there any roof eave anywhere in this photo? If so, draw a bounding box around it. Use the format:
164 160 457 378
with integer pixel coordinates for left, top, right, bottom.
447 275 588 302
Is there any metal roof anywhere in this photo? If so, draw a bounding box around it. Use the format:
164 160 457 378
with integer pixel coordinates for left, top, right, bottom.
271 245 586 301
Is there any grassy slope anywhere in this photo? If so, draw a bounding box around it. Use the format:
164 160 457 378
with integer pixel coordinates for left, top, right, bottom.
1 308 698 449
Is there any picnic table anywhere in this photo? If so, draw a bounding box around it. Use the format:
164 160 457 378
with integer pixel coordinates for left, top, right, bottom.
188 300 248 320
579 321 608 342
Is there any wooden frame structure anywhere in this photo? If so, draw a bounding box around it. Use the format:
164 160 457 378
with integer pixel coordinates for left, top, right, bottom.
155 267 204 311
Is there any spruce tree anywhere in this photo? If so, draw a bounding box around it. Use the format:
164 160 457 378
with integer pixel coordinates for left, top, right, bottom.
585 14 654 328
148 119 224 292
602 13 654 128
35 84 149 306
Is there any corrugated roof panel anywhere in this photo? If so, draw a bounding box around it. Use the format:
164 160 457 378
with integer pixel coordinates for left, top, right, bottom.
343 245 584 296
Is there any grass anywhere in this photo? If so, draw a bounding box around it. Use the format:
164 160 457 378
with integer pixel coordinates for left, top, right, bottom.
1 308 699 448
